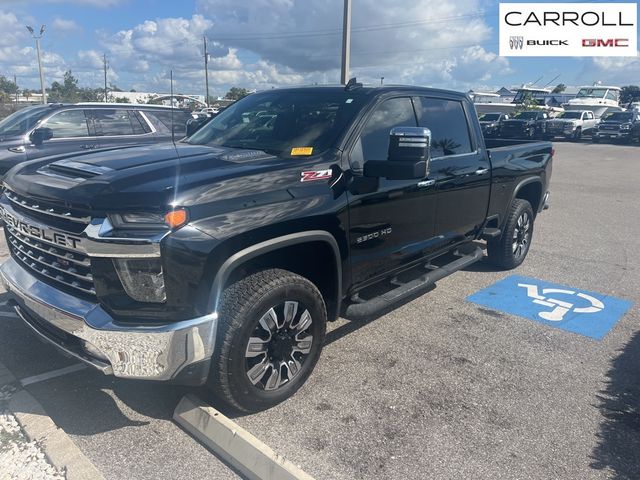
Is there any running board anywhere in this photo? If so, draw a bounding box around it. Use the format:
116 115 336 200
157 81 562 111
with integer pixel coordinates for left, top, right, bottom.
344 246 483 320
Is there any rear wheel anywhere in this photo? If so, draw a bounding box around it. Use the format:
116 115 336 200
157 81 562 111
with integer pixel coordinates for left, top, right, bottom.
487 199 534 269
573 127 582 141
208 268 327 413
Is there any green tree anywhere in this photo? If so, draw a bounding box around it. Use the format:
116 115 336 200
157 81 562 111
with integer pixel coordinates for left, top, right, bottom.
113 96 130 103
0 75 18 103
620 85 640 105
225 87 249 100
22 89 32 101
552 83 566 94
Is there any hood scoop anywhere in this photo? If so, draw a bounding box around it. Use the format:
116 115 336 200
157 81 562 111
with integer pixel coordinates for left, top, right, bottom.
39 159 115 181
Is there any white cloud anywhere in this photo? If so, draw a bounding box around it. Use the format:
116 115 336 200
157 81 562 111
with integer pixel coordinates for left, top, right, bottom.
51 17 81 32
587 53 640 85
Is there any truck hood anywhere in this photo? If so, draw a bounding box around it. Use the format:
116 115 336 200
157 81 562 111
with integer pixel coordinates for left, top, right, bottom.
3 141 282 213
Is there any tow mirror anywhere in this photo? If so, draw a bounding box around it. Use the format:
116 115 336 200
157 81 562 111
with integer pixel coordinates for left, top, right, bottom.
30 127 53 145
364 126 431 180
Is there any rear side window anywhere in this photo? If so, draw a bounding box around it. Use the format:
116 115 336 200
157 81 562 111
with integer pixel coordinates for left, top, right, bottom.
90 109 140 136
43 110 89 138
416 98 472 158
144 110 190 136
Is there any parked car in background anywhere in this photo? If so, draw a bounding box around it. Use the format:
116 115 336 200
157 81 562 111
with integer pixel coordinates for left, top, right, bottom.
543 110 598 140
592 111 640 144
192 107 219 118
478 112 509 137
0 103 192 178
499 111 549 139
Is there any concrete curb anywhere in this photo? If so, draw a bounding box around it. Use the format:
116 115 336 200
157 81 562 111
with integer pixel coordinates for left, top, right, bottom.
1 362 105 480
174 394 315 480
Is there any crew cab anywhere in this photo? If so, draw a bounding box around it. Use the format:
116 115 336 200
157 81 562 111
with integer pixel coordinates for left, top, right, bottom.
0 103 192 178
478 112 509 137
544 110 598 140
592 111 640 143
499 110 549 139
0 84 552 412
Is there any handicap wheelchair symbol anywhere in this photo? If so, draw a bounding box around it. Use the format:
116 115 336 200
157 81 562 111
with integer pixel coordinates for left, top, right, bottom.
518 283 604 322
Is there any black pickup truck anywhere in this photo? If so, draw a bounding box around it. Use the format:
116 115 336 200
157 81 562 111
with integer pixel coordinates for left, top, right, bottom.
0 84 552 412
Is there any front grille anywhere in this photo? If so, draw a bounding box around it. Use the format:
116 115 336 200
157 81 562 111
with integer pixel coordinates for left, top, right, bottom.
6 225 95 297
5 189 90 227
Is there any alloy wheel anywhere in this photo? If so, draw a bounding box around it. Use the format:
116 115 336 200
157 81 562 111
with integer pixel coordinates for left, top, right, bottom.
245 301 314 391
512 212 531 259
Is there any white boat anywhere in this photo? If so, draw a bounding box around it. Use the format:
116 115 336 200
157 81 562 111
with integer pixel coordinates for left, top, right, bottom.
473 87 564 116
563 86 623 118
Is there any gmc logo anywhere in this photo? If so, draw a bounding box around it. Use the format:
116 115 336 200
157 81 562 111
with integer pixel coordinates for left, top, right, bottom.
582 38 629 47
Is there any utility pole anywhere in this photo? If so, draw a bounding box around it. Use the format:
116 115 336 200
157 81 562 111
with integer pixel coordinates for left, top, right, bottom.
340 0 352 85
203 36 210 107
103 54 108 102
26 25 47 104
14 75 18 106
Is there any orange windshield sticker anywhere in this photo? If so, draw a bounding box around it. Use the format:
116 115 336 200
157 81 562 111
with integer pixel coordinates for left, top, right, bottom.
290 147 314 156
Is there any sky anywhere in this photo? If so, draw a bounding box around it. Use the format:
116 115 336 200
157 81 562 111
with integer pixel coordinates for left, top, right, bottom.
0 0 638 97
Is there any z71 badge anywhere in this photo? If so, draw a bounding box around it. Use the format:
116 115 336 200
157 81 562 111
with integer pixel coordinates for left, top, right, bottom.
300 169 332 182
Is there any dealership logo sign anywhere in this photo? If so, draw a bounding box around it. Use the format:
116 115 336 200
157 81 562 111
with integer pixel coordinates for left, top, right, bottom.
499 3 638 57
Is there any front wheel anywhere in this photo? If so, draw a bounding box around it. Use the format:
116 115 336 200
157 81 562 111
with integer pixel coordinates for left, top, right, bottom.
573 127 582 141
208 268 327 413
487 199 534 269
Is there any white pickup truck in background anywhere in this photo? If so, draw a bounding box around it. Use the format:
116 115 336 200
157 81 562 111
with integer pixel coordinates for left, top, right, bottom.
544 110 599 141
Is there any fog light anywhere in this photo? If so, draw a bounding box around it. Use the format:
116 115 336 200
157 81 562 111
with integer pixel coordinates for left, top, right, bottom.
113 258 166 303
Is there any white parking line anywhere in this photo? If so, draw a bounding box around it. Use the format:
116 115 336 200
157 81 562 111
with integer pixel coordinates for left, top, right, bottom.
20 364 87 387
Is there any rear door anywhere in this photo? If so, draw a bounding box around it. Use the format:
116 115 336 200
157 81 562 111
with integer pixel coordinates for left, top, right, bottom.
87 108 157 149
26 108 94 160
415 96 490 250
347 96 438 286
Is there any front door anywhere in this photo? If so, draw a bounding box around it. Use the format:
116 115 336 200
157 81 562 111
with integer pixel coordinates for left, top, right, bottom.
347 96 438 287
26 109 95 160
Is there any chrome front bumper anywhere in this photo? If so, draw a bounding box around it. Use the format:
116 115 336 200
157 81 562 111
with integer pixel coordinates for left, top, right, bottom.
0 258 217 381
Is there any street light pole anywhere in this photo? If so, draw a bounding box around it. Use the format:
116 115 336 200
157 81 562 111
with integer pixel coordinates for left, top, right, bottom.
26 25 47 104
203 36 210 107
340 0 352 85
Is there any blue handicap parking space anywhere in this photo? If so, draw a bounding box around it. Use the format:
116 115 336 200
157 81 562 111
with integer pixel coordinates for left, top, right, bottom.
467 275 633 340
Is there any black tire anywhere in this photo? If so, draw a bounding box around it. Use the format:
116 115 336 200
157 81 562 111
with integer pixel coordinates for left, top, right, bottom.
573 127 582 141
592 136 600 143
208 268 327 413
487 199 534 269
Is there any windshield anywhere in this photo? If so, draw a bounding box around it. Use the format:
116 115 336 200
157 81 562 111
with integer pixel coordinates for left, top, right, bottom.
577 88 607 98
604 112 633 122
186 90 368 156
0 106 49 138
479 114 501 121
514 112 539 120
558 112 582 119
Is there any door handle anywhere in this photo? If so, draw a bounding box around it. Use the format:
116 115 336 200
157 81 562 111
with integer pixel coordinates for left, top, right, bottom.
475 168 489 175
417 179 435 188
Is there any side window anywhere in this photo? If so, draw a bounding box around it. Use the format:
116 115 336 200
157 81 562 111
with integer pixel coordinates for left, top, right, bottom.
351 97 416 170
42 110 89 138
144 110 189 136
416 98 472 158
90 109 136 136
130 111 151 134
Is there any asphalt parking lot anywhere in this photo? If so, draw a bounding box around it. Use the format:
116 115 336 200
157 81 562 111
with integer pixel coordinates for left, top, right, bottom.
0 141 639 480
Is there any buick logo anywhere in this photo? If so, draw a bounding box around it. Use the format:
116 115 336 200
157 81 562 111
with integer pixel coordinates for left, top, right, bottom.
509 36 524 50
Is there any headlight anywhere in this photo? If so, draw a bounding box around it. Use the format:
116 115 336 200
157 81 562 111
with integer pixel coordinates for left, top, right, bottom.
113 258 166 303
620 124 631 130
108 208 188 230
